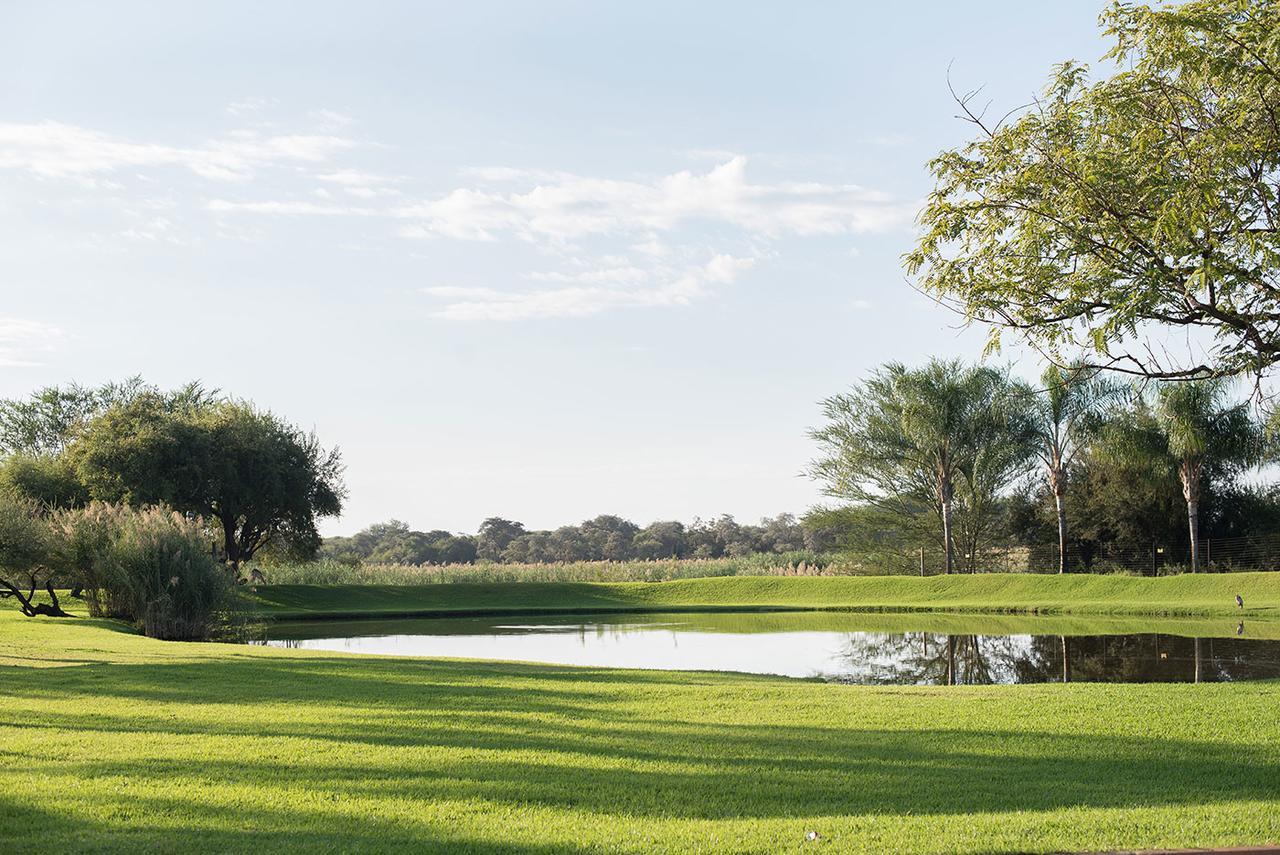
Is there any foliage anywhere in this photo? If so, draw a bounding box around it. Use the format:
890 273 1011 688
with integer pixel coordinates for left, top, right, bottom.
50 502 236 640
1026 364 1125 572
322 513 811 567
809 359 1038 573
68 395 345 569
0 377 208 456
0 453 88 509
907 0 1280 379
1099 378 1267 570
0 492 65 617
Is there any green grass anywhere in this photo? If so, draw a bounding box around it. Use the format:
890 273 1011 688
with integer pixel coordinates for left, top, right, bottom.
1 606 1278 853
247 571 1280 621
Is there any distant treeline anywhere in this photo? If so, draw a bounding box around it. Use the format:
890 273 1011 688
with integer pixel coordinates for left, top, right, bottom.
320 514 831 566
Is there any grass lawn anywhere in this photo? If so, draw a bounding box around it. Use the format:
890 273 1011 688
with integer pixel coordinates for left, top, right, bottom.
2 599 1279 853
248 571 1280 620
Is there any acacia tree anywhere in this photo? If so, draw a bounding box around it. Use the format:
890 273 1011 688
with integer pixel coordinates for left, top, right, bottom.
1027 365 1123 573
907 0 1280 380
809 360 1037 574
0 377 208 456
1104 379 1265 572
68 395 345 571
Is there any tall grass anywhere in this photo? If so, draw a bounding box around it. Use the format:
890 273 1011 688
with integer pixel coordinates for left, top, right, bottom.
52 502 239 640
262 551 858 585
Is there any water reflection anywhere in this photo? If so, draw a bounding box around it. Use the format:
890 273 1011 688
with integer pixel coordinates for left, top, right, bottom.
254 612 1280 684
834 631 1280 684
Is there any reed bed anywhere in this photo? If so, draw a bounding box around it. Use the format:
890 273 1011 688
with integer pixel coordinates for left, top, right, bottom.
261 552 854 585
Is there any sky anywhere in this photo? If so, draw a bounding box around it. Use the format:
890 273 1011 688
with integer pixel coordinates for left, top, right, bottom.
0 1 1111 536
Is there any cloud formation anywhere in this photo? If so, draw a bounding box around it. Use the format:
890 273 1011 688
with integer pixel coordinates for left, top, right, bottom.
0 115 904 321
0 121 354 181
397 156 912 242
0 317 65 367
422 254 756 321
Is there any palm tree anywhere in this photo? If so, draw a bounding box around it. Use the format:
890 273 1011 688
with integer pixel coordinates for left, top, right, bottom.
1104 379 1265 573
1026 365 1122 574
810 359 1036 575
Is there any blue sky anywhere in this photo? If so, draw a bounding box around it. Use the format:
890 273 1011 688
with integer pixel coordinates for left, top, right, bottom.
0 1 1107 535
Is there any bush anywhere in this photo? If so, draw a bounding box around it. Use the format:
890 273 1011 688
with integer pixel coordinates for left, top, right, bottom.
0 454 88 509
52 503 237 640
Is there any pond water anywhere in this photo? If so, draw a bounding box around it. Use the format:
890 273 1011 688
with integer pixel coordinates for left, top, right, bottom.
258 611 1280 684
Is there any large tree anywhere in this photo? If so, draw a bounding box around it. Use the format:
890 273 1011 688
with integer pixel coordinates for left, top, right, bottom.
907 0 1280 380
809 360 1037 574
68 394 345 571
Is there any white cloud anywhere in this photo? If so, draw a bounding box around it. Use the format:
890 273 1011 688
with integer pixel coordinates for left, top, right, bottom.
207 198 376 216
315 169 399 186
310 109 354 129
225 97 277 116
394 156 915 243
0 317 65 367
0 121 356 181
423 254 756 321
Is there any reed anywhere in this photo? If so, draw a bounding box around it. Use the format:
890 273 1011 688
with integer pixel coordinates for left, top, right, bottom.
261 551 855 585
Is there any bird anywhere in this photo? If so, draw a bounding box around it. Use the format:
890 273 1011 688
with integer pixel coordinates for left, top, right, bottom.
805 831 820 842
1237 621 1245 636
1236 594 1245 609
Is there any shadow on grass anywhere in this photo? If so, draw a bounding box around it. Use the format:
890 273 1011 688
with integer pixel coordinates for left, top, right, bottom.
3 652 1278 828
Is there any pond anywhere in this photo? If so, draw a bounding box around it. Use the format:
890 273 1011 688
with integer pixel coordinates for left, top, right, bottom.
257 611 1280 684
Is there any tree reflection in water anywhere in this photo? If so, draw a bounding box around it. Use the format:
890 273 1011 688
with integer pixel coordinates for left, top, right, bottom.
833 632 1280 685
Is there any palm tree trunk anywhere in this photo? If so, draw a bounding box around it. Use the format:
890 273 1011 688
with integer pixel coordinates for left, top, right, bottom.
941 497 955 575
1054 489 1068 575
1187 499 1200 574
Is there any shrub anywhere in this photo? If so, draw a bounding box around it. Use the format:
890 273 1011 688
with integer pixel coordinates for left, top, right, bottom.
0 491 68 617
52 503 237 640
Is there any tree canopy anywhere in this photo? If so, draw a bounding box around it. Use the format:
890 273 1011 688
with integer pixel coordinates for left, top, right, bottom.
808 359 1037 574
907 0 1280 380
68 395 345 569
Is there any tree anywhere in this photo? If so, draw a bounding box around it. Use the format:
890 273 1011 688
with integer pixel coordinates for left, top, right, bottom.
1103 379 1265 572
1027 365 1123 573
477 517 526 561
579 515 639 561
0 493 65 617
68 395 345 571
0 377 207 456
631 521 687 560
809 360 1036 574
907 0 1280 380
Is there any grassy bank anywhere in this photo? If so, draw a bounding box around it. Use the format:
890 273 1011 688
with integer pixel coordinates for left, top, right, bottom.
1 607 1277 853
247 571 1280 621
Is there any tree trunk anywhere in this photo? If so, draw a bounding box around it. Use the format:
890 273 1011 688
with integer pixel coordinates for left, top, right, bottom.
1187 499 1200 574
0 578 70 618
221 515 241 573
1061 635 1070 683
1054 489 1068 575
1181 462 1202 574
941 490 955 576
